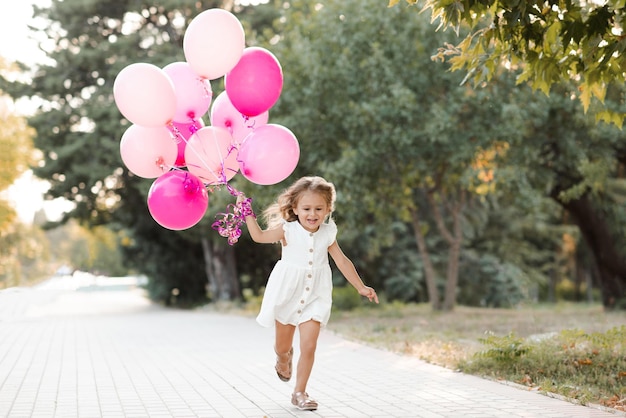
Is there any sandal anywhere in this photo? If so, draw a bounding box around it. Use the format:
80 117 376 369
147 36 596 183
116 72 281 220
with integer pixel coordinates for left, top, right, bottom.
291 391 318 411
275 347 293 382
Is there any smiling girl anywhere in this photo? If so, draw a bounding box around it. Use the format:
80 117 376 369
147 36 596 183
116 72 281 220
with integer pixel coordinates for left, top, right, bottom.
238 176 378 411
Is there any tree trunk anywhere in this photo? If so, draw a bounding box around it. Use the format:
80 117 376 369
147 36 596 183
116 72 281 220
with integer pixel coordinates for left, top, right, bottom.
201 238 241 301
552 190 626 309
223 243 240 299
574 261 584 302
427 189 465 312
548 273 556 303
443 239 461 311
409 207 441 310
585 270 594 303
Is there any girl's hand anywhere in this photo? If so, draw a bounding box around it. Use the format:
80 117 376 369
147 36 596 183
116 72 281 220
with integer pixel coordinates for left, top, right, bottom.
359 286 379 304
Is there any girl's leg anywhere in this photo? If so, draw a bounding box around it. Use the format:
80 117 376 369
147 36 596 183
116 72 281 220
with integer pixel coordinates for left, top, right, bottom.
294 319 321 393
275 320 296 354
274 321 296 381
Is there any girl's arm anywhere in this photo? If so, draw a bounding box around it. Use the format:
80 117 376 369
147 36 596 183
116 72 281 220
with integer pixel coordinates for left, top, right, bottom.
328 241 379 303
238 195 284 244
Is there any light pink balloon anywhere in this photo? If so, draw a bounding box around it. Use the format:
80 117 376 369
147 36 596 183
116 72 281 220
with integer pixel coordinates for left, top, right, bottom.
147 170 208 230
224 47 283 117
163 62 212 123
120 125 177 178
185 126 239 185
183 9 245 80
170 119 205 167
210 91 269 145
113 63 177 126
238 124 299 185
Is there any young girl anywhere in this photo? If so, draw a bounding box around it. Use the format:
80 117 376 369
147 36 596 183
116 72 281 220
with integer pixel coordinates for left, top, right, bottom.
238 176 378 411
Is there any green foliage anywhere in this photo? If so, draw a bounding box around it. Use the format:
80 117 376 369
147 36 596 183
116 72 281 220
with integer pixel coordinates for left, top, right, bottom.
332 286 365 311
457 252 527 308
45 219 128 276
122 217 210 307
475 332 530 362
392 0 626 126
460 327 626 406
379 222 425 303
6 0 626 310
0 72 36 232
264 0 626 309
268 0 539 309
1 218 128 287
0 222 50 288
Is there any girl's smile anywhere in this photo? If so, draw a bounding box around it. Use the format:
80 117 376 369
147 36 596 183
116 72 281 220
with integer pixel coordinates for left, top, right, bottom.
293 191 330 233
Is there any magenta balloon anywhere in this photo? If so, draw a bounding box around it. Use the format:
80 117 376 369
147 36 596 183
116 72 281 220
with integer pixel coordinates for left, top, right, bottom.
183 9 245 80
170 119 205 167
120 125 177 178
113 63 177 126
224 47 283 117
185 126 239 185
210 91 269 145
163 62 212 123
237 124 299 185
147 170 209 230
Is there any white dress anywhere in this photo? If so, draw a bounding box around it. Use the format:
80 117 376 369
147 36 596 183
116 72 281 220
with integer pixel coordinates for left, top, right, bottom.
256 220 338 328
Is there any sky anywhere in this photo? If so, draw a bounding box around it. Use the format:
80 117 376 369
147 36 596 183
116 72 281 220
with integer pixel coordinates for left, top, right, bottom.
0 1 49 66
0 0 73 223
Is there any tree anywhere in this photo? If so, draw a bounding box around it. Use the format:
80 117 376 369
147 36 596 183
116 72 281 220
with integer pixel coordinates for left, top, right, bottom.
0 60 43 286
266 0 532 310
0 64 35 231
45 220 127 276
502 82 626 309
265 0 626 310
385 1 626 308
389 0 626 127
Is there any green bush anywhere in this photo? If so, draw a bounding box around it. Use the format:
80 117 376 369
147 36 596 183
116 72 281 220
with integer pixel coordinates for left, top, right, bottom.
333 286 364 311
475 332 531 362
459 326 626 406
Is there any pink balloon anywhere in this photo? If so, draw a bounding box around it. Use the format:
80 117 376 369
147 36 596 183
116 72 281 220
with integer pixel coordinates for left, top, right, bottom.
113 63 176 126
183 9 245 80
225 47 283 117
210 91 269 145
170 119 205 167
147 170 208 230
120 125 177 178
185 126 239 185
163 62 212 123
237 124 299 185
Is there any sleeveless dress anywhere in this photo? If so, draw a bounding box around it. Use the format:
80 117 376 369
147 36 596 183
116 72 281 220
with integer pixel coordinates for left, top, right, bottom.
256 220 338 328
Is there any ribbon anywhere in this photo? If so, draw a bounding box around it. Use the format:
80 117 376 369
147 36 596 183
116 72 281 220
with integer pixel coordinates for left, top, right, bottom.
211 185 255 246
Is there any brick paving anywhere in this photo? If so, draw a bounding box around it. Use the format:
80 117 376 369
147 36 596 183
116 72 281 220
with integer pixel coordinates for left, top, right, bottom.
0 277 623 418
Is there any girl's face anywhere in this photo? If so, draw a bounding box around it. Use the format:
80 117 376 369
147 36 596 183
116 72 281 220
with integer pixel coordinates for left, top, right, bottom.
293 191 330 233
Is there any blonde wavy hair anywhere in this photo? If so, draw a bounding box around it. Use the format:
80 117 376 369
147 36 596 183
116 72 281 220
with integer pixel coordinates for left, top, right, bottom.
263 176 336 229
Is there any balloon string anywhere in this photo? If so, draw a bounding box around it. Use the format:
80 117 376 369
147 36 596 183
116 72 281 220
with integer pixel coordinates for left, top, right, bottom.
198 77 213 100
243 114 256 129
169 122 250 245
211 186 254 246
168 121 222 185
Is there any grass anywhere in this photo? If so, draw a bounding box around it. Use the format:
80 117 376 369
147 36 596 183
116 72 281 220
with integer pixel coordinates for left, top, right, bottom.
325 301 626 412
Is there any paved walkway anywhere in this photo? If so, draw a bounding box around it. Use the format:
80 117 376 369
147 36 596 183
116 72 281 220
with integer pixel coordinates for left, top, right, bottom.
0 276 624 418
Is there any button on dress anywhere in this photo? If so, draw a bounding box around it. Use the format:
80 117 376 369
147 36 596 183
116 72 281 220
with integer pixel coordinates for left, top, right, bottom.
256 220 338 328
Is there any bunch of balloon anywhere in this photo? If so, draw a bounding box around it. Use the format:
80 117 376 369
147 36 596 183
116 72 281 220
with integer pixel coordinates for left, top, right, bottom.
113 8 300 240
